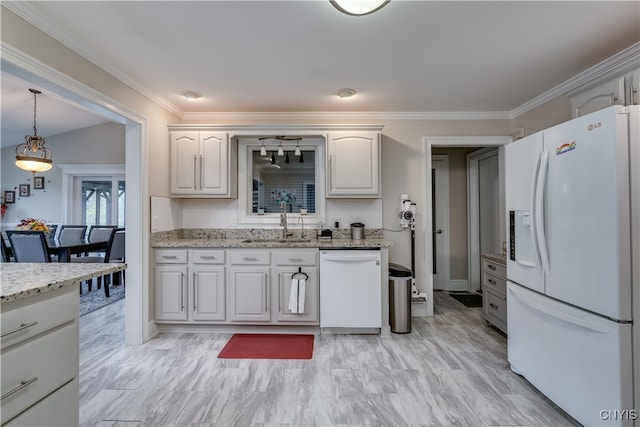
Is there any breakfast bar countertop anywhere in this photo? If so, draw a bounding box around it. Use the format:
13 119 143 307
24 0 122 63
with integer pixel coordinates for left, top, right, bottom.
1 263 127 303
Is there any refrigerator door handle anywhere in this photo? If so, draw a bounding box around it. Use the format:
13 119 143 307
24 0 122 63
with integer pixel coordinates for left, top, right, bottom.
509 285 610 333
529 150 543 274
535 149 551 277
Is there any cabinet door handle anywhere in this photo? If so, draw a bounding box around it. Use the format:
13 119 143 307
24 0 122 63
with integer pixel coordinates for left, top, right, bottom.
488 278 496 285
278 275 282 313
1 321 38 338
265 274 269 312
200 154 204 190
193 272 197 311
487 264 496 270
242 257 259 262
180 272 185 311
1 377 38 401
193 155 197 190
162 255 178 260
328 155 333 191
288 258 304 263
200 256 217 260
489 303 498 310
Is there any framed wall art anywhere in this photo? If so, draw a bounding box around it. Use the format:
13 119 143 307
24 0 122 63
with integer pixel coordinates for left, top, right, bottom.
4 190 15 204
19 184 30 197
33 176 45 190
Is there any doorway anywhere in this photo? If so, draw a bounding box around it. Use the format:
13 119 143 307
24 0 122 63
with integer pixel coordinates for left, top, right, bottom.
431 155 449 290
424 137 510 315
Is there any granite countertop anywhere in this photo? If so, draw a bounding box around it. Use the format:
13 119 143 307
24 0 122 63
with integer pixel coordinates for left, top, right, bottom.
481 253 507 265
1 263 127 303
151 237 392 249
151 228 393 249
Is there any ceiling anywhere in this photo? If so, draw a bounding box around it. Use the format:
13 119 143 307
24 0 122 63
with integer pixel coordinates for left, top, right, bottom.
2 1 639 147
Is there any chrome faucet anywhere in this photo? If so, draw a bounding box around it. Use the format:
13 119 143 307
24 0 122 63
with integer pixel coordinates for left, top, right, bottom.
298 215 305 238
280 201 293 239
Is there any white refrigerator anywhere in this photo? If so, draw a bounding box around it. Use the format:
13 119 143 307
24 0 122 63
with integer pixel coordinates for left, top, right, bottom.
505 105 639 426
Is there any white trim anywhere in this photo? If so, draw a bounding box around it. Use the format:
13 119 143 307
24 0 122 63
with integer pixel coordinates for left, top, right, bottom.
424 136 510 317
183 111 512 122
2 42 150 346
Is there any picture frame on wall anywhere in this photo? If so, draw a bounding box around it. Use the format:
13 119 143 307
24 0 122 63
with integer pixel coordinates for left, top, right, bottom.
4 190 15 204
33 176 45 190
19 184 30 197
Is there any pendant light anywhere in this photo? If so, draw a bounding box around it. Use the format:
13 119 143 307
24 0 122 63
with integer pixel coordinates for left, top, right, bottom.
277 141 284 156
15 89 53 173
294 141 301 156
259 138 267 156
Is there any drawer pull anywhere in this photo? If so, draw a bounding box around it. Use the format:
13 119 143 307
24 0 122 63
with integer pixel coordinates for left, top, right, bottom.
242 257 259 262
1 377 38 401
488 278 496 285
487 264 497 270
1 321 38 338
288 258 304 263
162 255 178 260
489 303 499 310
200 256 217 260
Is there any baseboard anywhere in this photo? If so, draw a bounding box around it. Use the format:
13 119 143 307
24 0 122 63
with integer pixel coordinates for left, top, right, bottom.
448 279 469 292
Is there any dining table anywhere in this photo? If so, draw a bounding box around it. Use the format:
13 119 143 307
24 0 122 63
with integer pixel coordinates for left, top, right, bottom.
46 237 110 263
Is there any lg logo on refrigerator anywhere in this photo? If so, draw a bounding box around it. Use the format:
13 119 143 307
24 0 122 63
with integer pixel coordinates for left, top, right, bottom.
587 122 602 131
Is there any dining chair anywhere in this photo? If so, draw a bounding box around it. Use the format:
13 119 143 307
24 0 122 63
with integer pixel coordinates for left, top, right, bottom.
5 230 51 262
47 224 58 239
1 235 11 262
72 228 125 297
58 225 87 242
85 225 117 256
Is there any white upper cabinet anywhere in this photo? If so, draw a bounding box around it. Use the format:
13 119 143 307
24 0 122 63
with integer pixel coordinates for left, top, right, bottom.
327 131 381 198
570 68 640 118
170 129 237 197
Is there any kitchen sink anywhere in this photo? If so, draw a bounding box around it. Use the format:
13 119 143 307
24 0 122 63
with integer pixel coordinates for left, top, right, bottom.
241 238 311 244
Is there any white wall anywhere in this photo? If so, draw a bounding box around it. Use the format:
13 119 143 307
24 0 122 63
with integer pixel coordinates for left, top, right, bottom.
1 122 125 228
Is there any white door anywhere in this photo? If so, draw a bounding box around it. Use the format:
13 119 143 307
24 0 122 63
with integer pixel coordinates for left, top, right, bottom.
505 133 545 294
200 132 228 194
542 107 631 320
431 155 449 290
507 283 633 427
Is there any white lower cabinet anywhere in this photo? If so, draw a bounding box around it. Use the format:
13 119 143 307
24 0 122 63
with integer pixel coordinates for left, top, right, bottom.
155 247 319 326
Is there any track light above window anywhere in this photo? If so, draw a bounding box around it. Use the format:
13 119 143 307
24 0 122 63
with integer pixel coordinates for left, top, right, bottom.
330 0 390 16
15 89 53 174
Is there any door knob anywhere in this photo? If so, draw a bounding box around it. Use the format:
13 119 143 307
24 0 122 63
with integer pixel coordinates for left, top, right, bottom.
433 229 443 234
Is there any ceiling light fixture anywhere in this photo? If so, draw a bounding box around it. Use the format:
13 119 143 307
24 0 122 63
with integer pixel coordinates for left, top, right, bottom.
259 137 268 156
330 0 390 16
294 141 301 156
182 91 201 100
15 88 53 174
336 88 356 98
277 142 285 156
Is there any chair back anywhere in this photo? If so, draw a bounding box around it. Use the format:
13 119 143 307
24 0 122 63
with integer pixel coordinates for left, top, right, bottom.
48 224 58 239
1 236 10 262
88 225 117 243
105 228 125 263
6 230 51 262
59 225 87 242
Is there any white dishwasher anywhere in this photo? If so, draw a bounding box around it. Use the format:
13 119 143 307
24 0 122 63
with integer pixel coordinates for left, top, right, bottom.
319 250 381 328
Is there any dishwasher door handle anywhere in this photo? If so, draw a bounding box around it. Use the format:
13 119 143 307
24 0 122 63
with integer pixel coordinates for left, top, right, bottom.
321 255 379 262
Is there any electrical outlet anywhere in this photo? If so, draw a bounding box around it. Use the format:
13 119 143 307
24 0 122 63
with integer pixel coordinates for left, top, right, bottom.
330 217 341 229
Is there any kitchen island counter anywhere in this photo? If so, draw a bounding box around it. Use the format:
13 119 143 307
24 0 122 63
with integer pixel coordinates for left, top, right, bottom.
151 237 393 249
1 263 127 303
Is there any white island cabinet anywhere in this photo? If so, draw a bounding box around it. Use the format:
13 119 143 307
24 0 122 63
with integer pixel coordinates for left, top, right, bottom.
0 263 126 426
327 131 381 198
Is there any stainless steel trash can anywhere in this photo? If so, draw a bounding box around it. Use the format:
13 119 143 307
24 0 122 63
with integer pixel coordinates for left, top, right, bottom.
389 263 412 333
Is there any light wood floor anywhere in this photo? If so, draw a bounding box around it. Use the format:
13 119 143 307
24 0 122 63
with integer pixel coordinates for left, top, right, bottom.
79 291 578 427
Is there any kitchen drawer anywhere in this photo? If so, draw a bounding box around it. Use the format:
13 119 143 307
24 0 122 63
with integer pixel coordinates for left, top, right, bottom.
5 378 78 426
483 271 506 295
482 258 506 279
1 291 77 350
191 249 225 264
155 249 188 264
484 289 507 333
1 323 78 424
229 250 271 265
274 250 317 266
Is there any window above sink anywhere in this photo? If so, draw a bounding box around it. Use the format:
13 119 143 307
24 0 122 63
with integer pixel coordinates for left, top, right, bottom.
237 136 326 226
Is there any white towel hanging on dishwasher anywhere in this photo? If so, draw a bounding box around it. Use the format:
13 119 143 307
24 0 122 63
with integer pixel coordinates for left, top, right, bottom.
288 277 306 314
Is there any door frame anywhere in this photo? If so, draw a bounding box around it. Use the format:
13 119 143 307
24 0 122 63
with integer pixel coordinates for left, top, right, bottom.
3 44 149 345
423 137 510 315
431 155 450 291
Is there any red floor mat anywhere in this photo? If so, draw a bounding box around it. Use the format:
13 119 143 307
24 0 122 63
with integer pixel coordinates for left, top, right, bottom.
217 334 314 359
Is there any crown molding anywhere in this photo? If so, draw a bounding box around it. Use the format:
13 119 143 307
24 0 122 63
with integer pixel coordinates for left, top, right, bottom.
510 42 640 119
